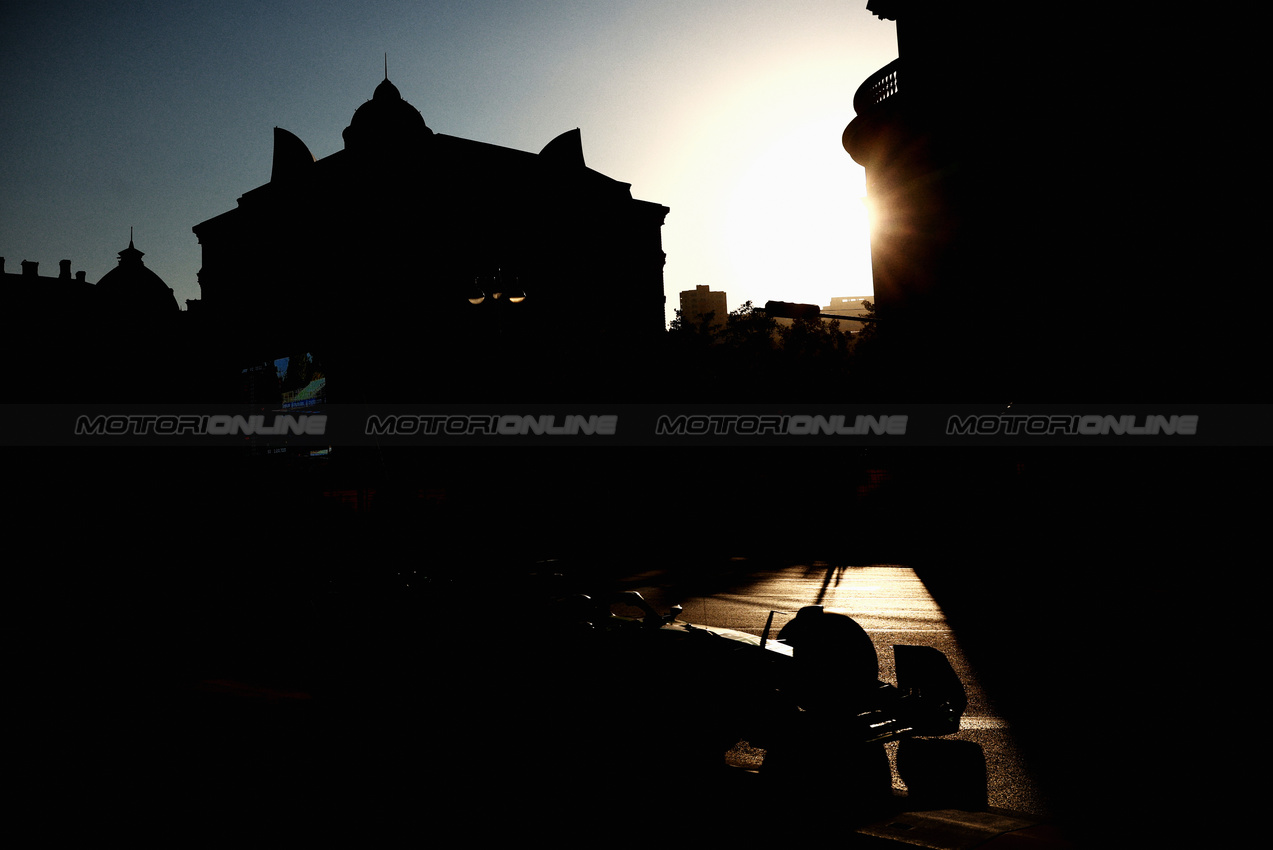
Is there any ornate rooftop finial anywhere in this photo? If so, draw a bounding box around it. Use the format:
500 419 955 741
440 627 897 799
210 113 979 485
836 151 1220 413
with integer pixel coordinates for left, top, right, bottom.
118 228 144 265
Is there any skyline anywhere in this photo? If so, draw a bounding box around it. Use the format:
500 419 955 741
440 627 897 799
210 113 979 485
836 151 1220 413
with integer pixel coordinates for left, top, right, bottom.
1 2 895 330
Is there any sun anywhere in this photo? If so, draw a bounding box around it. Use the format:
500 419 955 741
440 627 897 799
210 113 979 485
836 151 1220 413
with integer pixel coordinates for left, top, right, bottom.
720 118 874 311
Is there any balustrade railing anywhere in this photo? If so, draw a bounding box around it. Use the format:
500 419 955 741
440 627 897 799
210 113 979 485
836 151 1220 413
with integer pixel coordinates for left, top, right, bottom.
853 59 900 116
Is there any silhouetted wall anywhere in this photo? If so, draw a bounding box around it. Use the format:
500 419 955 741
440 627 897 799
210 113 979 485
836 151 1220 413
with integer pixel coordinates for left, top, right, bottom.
845 4 1258 400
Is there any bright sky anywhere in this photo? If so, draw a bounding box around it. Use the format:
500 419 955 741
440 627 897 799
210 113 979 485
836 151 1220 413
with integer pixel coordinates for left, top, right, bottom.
1 1 896 329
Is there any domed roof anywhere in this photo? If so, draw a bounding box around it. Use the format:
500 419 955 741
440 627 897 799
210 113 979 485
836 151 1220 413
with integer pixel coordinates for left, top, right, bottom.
342 74 432 152
95 236 180 316
373 77 402 102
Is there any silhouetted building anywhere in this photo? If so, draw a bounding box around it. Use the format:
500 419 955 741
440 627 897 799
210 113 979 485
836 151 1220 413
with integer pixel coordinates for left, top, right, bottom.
4 238 186 401
680 284 727 326
95 236 182 320
4 239 179 322
823 296 872 323
4 255 91 400
192 75 670 401
2 255 93 313
841 3 1253 398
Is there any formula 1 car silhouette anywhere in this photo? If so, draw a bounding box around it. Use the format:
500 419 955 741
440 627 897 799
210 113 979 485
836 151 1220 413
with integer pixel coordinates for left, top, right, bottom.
544 590 967 765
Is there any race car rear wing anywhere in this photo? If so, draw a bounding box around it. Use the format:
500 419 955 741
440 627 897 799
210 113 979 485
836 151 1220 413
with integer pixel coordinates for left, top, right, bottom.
859 645 968 742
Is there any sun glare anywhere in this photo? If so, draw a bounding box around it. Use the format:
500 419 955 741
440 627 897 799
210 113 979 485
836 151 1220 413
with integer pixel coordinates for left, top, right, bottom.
721 119 873 311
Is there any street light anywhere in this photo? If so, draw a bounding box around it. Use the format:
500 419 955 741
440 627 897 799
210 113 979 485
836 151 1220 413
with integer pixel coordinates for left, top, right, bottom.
469 267 526 305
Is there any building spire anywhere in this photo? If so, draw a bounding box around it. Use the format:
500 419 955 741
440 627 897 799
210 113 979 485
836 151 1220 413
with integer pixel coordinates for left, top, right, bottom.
118 228 144 266
385 53 388 81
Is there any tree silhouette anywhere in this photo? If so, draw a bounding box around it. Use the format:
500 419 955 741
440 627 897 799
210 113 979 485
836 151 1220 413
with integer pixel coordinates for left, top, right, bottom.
665 300 871 401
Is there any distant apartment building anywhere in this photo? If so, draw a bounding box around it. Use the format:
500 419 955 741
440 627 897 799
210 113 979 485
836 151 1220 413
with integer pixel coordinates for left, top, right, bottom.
680 285 727 326
823 295 873 322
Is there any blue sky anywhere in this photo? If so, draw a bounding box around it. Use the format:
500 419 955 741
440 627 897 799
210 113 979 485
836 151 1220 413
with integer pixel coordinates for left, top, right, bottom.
1 1 896 326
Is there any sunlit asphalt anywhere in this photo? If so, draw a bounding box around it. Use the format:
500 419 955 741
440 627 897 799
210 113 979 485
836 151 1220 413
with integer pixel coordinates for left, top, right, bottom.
610 561 1049 818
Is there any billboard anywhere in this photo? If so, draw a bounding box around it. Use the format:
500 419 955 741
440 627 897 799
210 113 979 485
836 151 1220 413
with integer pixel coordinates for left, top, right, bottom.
242 352 326 409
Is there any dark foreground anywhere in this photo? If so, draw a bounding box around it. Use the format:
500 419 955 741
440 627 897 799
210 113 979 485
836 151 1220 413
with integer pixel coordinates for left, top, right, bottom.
11 448 1261 846
19 591 1064 847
